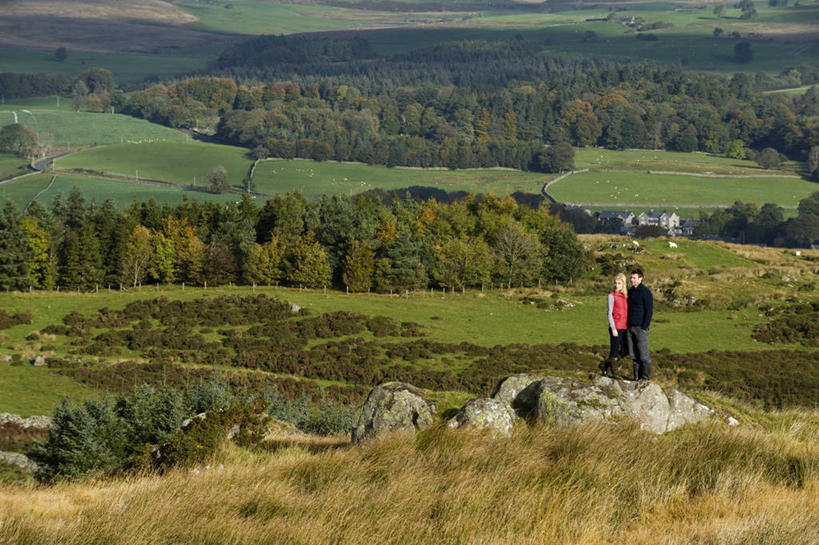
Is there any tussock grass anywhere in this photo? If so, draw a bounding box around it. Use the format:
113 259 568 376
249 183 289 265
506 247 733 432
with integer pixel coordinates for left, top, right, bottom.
2 417 817 545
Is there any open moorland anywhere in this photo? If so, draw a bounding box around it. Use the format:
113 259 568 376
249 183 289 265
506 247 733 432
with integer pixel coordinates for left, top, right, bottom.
1 0 817 82
1 236 817 416
1 237 818 544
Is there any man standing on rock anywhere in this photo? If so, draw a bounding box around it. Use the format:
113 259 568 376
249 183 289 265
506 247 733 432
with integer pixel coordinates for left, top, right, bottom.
627 267 653 381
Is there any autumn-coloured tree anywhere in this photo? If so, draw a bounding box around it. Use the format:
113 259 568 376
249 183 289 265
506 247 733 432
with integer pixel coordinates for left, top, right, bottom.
285 231 331 288
343 239 375 292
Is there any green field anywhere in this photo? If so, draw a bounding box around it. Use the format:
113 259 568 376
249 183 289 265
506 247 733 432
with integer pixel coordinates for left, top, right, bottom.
178 0 411 35
549 170 817 209
56 142 254 188
0 44 226 84
0 154 30 181
0 104 190 148
0 173 52 209
573 149 781 175
253 159 551 197
32 174 239 208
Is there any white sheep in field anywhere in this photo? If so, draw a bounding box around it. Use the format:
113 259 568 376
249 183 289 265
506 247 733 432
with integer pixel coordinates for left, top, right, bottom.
795 251 801 257
668 241 678 249
632 240 640 247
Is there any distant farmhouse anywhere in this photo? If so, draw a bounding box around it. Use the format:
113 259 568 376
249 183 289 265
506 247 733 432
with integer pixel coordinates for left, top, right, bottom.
594 209 683 236
637 210 680 233
596 210 635 235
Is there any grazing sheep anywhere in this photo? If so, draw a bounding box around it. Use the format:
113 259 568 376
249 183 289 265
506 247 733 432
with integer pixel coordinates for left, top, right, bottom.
668 241 678 249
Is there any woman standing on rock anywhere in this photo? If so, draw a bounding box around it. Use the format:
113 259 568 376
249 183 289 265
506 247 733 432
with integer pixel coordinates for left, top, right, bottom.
600 272 628 378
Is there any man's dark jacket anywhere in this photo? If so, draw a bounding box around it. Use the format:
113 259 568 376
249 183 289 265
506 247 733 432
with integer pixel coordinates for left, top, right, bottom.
627 283 653 330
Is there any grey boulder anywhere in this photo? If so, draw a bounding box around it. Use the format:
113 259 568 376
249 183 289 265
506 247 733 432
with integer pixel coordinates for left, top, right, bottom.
447 398 517 436
351 382 437 444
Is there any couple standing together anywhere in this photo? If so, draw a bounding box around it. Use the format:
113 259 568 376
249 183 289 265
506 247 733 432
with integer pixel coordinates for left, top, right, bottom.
602 267 653 381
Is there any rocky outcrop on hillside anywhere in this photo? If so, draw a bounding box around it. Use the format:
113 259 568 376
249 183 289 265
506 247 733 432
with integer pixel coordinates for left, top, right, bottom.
355 375 719 440
0 451 38 472
0 413 52 430
351 382 437 444
480 374 715 434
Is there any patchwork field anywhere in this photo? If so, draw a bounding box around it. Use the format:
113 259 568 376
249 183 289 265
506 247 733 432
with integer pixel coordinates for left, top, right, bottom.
0 1 816 83
252 159 551 198
0 101 191 148
548 170 815 209
0 154 30 181
56 141 254 188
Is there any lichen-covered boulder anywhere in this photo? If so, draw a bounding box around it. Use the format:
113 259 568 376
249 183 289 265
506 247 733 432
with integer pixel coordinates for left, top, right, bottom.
615 379 671 434
486 374 716 434
351 382 437 444
490 373 548 415
534 376 622 426
0 451 38 472
447 398 517 436
665 388 715 432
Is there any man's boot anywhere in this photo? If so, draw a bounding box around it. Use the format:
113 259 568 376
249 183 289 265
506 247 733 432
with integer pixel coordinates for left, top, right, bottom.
609 357 621 379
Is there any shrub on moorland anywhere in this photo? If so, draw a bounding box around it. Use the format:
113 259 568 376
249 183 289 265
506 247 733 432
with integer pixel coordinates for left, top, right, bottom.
153 401 270 471
0 310 32 329
264 389 356 436
27 381 242 481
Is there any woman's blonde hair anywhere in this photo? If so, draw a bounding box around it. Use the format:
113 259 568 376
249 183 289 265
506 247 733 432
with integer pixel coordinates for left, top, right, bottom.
614 273 628 296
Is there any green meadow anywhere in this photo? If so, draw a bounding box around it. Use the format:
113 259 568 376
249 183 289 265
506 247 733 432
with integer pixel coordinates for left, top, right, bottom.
0 173 52 209
0 154 30 181
357 4 819 74
573 149 782 175
0 104 190 148
56 142 254 188
252 159 551 198
178 0 408 35
31 174 238 208
548 170 816 208
0 44 226 84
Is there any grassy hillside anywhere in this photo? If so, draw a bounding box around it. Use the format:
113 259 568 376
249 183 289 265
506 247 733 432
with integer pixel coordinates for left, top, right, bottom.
0 154 30 181
0 103 191 148
548 170 815 209
1 409 817 544
0 237 816 416
252 159 550 198
1 1 814 84
0 45 225 85
56 142 253 188
49 143 814 212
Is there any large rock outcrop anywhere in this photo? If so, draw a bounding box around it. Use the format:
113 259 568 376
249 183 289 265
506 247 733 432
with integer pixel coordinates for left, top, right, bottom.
351 382 437 444
491 374 714 434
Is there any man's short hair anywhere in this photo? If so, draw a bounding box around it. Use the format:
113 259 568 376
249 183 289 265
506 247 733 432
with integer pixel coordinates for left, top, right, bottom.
630 267 644 278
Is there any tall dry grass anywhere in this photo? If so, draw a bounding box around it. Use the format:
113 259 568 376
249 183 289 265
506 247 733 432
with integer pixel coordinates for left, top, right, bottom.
1 417 817 545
